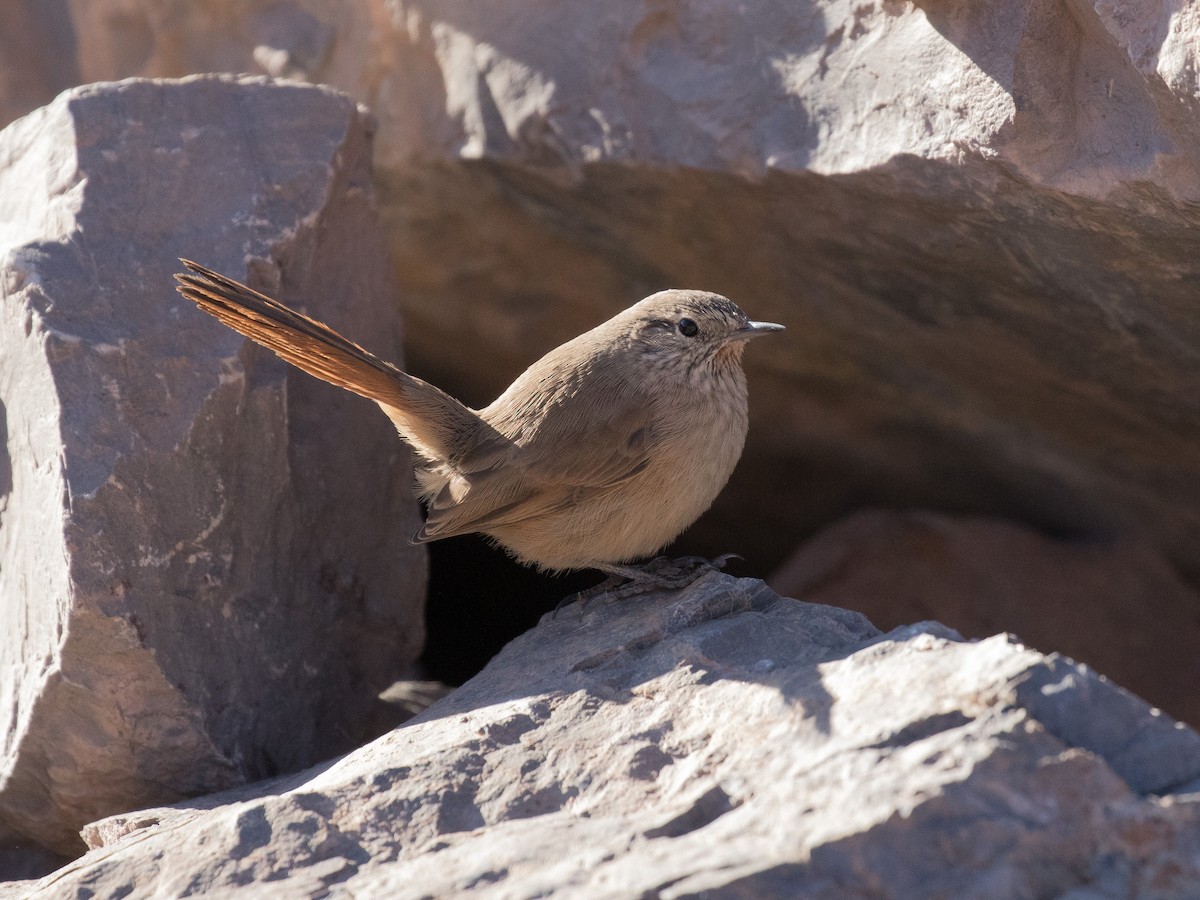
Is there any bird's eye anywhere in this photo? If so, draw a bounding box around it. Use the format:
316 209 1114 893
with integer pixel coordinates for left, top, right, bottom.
677 318 699 337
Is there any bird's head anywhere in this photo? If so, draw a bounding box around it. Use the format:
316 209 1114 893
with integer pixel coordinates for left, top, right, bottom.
626 290 784 377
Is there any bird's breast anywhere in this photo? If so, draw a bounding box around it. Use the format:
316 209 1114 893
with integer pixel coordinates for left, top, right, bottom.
507 371 749 568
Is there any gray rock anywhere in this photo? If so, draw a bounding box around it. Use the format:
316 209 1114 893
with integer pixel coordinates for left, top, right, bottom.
770 509 1200 726
4 2 1200 196
0 76 425 859
15 575 1200 898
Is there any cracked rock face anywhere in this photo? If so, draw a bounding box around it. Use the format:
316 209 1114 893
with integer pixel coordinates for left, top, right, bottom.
0 76 425 858
14 575 1200 898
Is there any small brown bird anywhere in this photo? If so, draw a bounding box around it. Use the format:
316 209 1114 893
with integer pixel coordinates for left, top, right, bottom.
175 261 782 586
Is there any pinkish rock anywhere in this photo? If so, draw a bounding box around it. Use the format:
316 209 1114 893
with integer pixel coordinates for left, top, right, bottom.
0 75 425 859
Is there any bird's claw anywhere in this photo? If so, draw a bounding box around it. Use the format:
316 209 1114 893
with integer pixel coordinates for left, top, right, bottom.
551 553 743 618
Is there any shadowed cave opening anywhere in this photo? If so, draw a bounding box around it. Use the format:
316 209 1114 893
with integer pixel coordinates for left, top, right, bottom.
417 527 768 687
391 157 1200 714
419 536 596 686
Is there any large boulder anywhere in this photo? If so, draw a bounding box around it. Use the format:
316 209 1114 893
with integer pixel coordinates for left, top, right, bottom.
0 76 425 859
10 575 1200 898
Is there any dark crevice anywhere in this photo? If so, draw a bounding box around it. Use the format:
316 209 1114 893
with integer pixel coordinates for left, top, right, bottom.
863 710 973 750
644 785 739 839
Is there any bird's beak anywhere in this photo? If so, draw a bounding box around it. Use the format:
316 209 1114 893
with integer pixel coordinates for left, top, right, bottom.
729 320 785 342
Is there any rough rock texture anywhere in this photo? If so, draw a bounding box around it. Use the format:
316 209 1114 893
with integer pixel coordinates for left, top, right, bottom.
11 574 1200 898
5 1 1200 883
771 509 1200 726
4 1 1200 194
0 76 425 859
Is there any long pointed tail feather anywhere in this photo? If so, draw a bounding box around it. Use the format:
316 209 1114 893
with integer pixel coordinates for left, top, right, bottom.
174 259 482 465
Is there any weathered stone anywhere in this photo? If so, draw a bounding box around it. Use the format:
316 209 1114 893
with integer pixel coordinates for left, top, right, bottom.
4 2 1200 195
12 575 1200 898
0 76 425 859
771 509 1200 726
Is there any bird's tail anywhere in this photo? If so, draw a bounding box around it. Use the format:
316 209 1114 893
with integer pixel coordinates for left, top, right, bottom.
174 259 481 465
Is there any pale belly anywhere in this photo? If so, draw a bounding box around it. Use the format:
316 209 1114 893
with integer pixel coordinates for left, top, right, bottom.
488 398 749 571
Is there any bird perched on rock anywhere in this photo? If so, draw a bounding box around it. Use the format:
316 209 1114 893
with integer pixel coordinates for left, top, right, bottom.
175 261 782 589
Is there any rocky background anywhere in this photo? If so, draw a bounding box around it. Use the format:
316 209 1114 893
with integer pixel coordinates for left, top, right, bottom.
3 0 1200 895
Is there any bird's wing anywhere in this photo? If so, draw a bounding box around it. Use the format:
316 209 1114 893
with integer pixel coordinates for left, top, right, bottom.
175 260 489 465
415 395 658 542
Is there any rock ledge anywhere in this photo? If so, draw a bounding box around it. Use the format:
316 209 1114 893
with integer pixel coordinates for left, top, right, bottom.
15 574 1200 898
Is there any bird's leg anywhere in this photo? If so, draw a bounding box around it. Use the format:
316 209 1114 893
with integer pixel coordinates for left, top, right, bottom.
553 553 741 617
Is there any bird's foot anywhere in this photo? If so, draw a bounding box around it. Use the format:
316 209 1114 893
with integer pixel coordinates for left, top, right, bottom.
553 553 741 618
552 574 630 618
